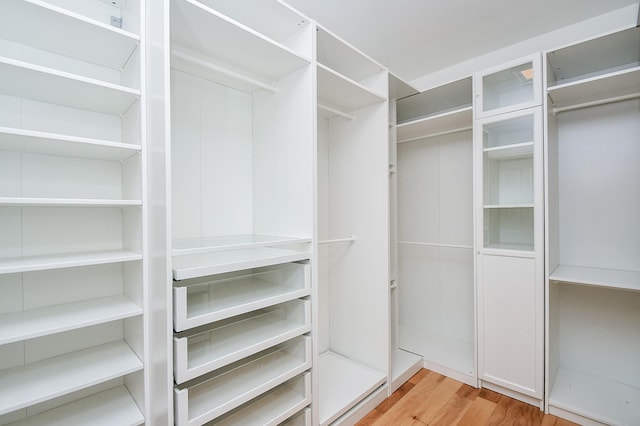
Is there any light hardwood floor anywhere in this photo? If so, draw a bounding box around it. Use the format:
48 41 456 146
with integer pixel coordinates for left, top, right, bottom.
357 369 577 425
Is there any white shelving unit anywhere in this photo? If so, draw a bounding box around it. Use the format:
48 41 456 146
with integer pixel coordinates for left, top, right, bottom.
315 24 390 426
545 26 640 425
169 2 313 422
0 1 147 424
394 77 476 386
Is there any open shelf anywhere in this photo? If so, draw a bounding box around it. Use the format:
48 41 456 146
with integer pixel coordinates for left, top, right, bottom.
0 295 142 345
0 57 140 115
317 63 386 113
0 198 141 207
174 337 310 426
396 106 472 142
0 127 140 161
549 367 640 426
210 373 311 426
281 408 310 425
172 247 309 280
173 262 310 331
7 385 144 426
170 0 310 91
390 348 423 392
0 341 143 415
318 351 387 426
483 141 533 159
399 325 475 381
173 299 310 383
548 66 640 110
550 265 640 292
0 0 140 69
173 234 311 256
484 204 534 209
0 250 142 275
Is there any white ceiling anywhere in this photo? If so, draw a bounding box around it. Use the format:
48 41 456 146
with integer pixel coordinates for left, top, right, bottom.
285 0 639 82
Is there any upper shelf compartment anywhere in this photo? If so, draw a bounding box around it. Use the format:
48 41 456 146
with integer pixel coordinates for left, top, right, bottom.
316 25 386 96
546 26 640 110
317 64 386 114
170 0 311 92
0 0 140 70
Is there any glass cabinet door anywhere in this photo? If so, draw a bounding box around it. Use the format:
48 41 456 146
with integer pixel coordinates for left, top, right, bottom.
474 55 542 118
478 108 541 252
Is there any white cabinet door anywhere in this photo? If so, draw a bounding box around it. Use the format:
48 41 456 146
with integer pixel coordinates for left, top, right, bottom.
477 253 543 399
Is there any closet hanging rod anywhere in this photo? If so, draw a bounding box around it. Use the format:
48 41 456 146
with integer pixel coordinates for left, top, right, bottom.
398 241 473 249
397 126 472 144
171 49 278 94
318 236 356 245
318 103 354 121
552 92 640 114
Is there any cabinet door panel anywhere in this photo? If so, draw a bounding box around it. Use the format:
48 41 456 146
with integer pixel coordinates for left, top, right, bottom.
478 254 542 397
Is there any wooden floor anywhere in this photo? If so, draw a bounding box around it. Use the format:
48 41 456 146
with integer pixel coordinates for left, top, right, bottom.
357 369 577 426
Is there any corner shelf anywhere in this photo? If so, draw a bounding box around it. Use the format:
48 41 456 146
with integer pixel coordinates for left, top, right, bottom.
170 0 310 90
396 106 472 142
0 198 142 207
0 341 143 415
173 263 310 331
172 247 309 280
549 367 640 426
0 0 140 69
174 337 311 426
210 373 311 426
317 63 385 113
0 57 140 115
318 351 386 426
173 299 311 383
0 250 142 275
0 295 142 345
7 385 144 426
549 265 640 292
0 127 141 161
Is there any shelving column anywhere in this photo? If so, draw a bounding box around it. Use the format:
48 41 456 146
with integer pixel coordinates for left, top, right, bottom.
0 0 149 424
168 1 314 425
474 55 545 407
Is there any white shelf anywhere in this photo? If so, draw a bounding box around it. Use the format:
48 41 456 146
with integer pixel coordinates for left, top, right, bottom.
483 141 534 159
484 242 535 252
0 198 141 207
549 367 640 426
484 204 534 209
390 348 423 392
0 250 142 275
550 265 640 292
398 325 475 379
0 341 143 415
211 373 311 426
0 295 142 345
174 337 311 426
396 106 472 142
0 0 140 69
173 234 311 256
0 56 139 115
173 299 310 383
317 63 386 113
173 263 310 331
280 408 310 426
0 127 140 161
548 66 640 110
170 0 310 90
172 247 309 280
318 351 387 426
7 385 144 426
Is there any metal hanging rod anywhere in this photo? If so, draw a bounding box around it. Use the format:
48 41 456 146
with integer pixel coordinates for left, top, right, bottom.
552 92 640 114
318 103 354 121
397 126 472 144
318 235 356 245
398 241 473 249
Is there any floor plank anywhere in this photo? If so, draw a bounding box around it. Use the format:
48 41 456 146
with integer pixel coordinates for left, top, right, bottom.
356 369 577 426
